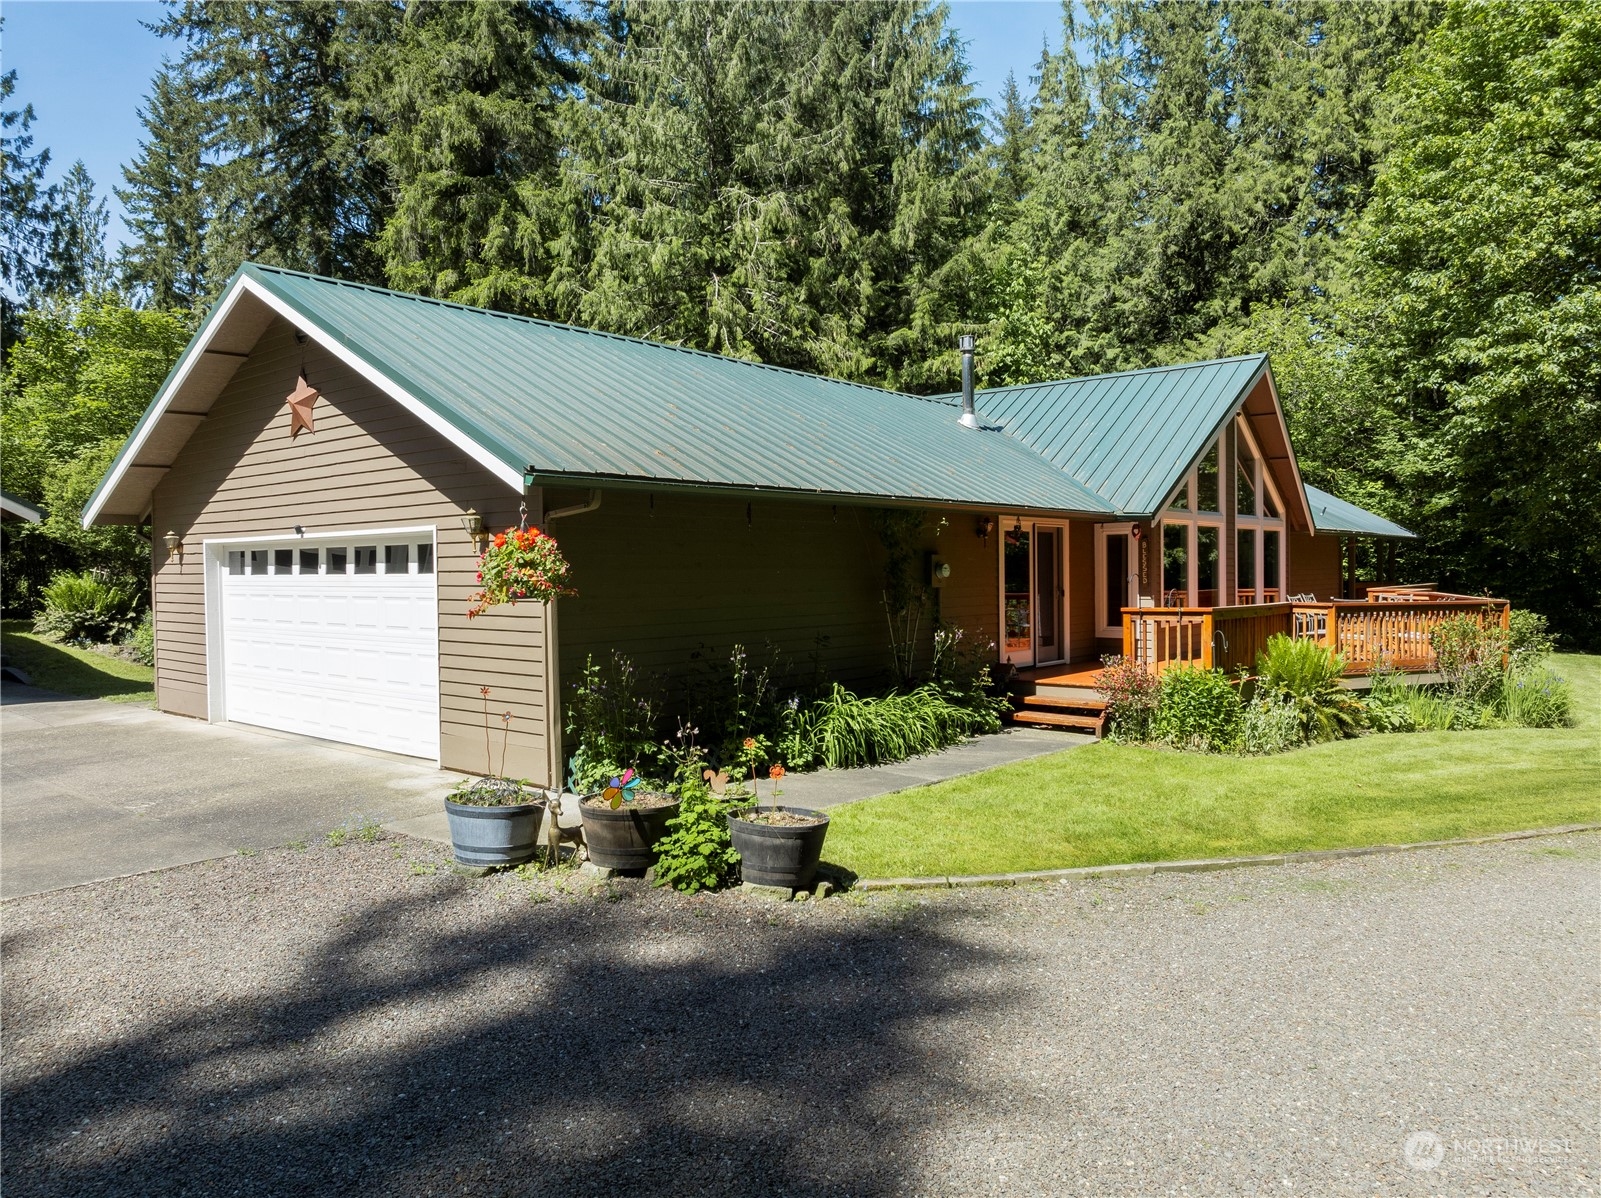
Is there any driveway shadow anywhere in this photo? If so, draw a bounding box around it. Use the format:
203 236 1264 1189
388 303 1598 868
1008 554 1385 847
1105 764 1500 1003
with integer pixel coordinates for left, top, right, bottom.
2 889 1008 1196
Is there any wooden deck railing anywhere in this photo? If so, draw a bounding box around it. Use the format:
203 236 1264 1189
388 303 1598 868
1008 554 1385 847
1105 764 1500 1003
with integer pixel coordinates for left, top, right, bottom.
1123 595 1509 676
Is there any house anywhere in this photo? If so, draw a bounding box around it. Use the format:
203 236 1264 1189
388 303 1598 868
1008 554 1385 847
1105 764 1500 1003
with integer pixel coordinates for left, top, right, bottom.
1 491 44 524
85 264 1442 782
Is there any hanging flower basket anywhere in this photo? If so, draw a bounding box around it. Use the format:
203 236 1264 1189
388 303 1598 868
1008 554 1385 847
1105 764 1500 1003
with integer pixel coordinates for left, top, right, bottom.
467 526 575 618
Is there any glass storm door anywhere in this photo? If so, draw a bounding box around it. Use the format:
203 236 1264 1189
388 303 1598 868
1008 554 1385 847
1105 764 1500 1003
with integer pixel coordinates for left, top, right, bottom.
1097 523 1137 639
1035 526 1064 663
1003 526 1033 664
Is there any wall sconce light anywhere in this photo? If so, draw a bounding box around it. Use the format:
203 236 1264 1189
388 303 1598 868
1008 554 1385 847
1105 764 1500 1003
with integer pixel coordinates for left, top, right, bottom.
162 529 183 562
461 507 490 554
976 515 995 545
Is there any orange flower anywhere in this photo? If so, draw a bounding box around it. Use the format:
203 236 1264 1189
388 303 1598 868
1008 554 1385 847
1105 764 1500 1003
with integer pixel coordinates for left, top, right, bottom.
768 764 786 780
743 737 756 750
493 532 507 549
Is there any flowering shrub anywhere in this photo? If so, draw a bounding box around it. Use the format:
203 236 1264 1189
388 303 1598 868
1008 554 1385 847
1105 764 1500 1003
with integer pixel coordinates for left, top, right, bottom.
467 526 574 617
1496 663 1573 728
1096 654 1159 741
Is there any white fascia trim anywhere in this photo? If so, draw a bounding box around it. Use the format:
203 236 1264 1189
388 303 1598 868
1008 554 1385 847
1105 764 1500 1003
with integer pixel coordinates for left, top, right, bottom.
82 278 257 528
84 274 525 528
237 276 525 495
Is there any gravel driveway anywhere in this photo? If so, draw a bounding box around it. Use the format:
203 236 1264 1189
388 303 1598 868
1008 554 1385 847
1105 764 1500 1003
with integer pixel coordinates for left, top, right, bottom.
3 833 1596 1196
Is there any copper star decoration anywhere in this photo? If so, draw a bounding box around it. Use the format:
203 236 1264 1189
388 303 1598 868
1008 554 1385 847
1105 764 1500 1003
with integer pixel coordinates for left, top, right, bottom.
285 373 320 439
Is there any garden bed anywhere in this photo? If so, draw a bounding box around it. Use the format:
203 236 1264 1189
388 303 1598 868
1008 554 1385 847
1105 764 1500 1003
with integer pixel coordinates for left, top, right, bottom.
823 654 1601 879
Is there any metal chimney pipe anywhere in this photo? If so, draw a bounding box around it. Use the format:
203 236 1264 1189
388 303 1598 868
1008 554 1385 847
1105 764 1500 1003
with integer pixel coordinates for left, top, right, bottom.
958 333 979 429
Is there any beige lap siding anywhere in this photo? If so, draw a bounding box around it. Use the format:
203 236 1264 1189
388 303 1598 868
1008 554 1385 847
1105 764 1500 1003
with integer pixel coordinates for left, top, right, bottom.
149 317 552 782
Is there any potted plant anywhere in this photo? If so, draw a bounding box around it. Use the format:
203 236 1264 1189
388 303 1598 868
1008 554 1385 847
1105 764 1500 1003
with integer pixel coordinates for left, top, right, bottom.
466 520 574 617
724 738 830 891
443 687 544 868
577 767 681 871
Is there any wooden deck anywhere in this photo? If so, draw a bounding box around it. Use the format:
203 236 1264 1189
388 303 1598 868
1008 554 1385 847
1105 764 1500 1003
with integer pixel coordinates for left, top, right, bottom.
1121 590 1510 676
1014 661 1105 688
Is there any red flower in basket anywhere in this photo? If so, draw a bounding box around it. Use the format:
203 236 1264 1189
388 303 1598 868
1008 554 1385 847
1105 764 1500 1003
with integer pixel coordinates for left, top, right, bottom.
466 523 575 617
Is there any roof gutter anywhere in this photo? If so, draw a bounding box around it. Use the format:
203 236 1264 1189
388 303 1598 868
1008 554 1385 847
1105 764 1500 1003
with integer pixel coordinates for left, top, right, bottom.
543 489 601 522
523 471 1110 521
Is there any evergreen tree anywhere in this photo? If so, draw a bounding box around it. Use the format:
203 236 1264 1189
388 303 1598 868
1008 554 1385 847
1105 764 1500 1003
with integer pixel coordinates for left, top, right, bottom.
362 0 579 312
985 1 1435 382
547 0 986 388
1 59 53 351
155 1 401 288
37 161 113 299
118 62 215 308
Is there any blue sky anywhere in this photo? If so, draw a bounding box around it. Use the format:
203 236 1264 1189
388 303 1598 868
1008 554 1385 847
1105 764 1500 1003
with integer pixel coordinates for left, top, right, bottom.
5 0 1062 253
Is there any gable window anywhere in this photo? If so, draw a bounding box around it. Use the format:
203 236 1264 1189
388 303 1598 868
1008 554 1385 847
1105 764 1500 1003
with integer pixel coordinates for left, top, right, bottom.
1196 442 1221 514
1157 434 1224 606
1234 418 1287 602
1158 416 1289 606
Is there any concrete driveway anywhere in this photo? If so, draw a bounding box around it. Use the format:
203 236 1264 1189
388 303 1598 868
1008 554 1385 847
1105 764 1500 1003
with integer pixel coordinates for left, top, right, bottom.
0 685 452 900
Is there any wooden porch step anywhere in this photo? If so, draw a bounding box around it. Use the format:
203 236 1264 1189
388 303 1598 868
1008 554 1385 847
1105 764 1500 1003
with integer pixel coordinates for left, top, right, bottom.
1011 709 1106 733
1020 694 1106 711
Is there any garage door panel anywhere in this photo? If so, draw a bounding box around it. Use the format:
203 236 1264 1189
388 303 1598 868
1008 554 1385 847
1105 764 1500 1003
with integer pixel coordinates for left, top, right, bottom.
220 551 438 759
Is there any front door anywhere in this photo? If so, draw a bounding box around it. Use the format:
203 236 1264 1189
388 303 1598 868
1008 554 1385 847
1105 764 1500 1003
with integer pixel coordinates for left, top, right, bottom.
1001 520 1066 666
1035 525 1064 663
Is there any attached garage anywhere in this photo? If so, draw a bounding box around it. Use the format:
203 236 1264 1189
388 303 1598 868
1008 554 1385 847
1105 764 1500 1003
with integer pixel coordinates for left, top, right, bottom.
213 532 440 758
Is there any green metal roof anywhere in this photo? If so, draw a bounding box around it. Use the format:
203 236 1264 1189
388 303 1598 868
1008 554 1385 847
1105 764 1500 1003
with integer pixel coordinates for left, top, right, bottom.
222 265 1114 514
1304 484 1415 539
931 355 1270 516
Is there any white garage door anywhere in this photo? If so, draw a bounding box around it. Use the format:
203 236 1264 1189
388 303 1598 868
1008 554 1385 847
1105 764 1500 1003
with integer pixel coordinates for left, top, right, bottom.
219 534 439 759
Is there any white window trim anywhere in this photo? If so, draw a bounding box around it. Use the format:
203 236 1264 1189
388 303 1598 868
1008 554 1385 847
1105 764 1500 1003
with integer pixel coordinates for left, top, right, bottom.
202 524 440 752
995 517 1069 667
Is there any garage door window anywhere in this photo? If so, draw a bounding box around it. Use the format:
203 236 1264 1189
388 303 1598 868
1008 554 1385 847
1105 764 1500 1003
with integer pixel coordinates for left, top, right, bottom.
228 550 245 575
354 546 377 574
416 543 434 574
383 544 408 574
328 547 348 574
250 549 269 575
300 548 320 574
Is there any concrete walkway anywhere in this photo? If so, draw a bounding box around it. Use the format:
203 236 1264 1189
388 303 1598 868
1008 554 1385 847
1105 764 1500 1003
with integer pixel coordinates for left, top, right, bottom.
0 684 450 899
769 725 1088 810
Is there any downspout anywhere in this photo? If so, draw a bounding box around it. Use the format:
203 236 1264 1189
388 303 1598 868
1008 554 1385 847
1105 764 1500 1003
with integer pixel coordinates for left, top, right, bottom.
537 487 600 795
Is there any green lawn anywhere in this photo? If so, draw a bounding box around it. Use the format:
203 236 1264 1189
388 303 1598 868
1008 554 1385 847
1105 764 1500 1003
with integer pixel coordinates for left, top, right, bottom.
0 620 155 704
826 653 1601 879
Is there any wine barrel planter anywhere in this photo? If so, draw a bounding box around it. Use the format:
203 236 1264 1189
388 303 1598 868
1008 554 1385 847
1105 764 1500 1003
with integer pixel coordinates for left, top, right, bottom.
727 806 830 890
579 794 680 870
444 798 542 868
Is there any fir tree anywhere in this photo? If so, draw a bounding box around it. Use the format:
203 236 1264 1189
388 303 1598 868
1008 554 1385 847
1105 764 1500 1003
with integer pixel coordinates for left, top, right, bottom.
548 0 986 388
118 62 215 308
155 0 401 286
1 59 53 351
363 0 579 312
38 161 113 299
